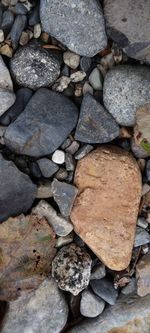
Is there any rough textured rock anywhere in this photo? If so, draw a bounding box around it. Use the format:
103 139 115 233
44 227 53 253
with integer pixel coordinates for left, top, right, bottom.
104 0 150 63
40 0 107 57
103 66 150 126
1 279 68 333
80 289 105 318
0 154 37 222
67 294 150 333
4 88 78 157
75 94 119 144
90 278 118 305
52 244 92 295
52 179 78 216
70 146 142 271
136 253 150 297
10 43 60 90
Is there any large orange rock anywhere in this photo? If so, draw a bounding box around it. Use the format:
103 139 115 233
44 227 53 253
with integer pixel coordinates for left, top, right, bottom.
70 146 142 271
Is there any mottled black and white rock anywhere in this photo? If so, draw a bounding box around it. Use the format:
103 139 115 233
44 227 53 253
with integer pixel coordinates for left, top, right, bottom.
0 154 37 222
1 279 68 333
4 88 78 157
10 43 60 90
80 289 105 318
37 158 59 178
103 66 150 126
51 179 78 216
90 278 118 305
40 0 107 57
75 94 119 143
104 0 150 63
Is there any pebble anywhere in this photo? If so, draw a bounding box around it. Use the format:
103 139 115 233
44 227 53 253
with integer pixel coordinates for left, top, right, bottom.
71 146 142 271
0 154 37 222
29 161 42 178
33 23 41 38
52 76 71 92
14 2 28 14
63 51 80 69
137 217 148 229
134 227 150 247
55 168 68 181
36 181 53 199
0 29 4 42
136 253 150 297
9 14 27 49
90 278 118 305
80 289 105 318
74 144 93 160
65 152 75 171
61 137 72 150
56 233 74 248
10 43 60 90
1 279 68 333
80 57 92 73
99 53 115 74
29 2 40 26
1 10 14 36
90 263 106 280
70 71 86 83
51 178 78 217
75 94 119 144
146 160 150 181
40 0 107 57
52 150 65 165
131 138 149 158
142 183 150 196
19 31 29 46
52 244 92 295
36 158 59 178
121 278 137 295
82 82 93 96
0 55 13 91
4 88 78 157
66 141 80 155
0 44 13 58
89 67 103 90
103 65 150 126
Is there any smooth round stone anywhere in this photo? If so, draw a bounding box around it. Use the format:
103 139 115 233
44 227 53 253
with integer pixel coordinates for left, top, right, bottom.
52 150 65 165
80 289 105 318
89 68 103 90
103 65 150 126
10 43 60 90
63 51 80 69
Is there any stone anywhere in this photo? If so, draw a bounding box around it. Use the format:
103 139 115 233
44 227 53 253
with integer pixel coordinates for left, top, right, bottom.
74 144 93 160
136 253 150 297
36 182 53 199
51 179 78 217
1 279 68 333
90 264 106 280
52 150 65 165
0 89 16 117
121 278 137 295
55 168 68 181
137 217 148 229
1 10 14 35
4 88 78 157
52 76 71 93
90 278 118 305
0 154 37 222
146 160 150 181
19 31 29 46
37 158 59 178
67 294 150 333
56 233 74 248
10 44 60 90
70 146 142 271
66 141 80 155
65 153 75 171
80 57 92 73
103 65 150 126
63 51 80 69
61 138 72 150
131 138 149 159
82 82 93 96
14 3 28 15
28 2 40 26
40 0 107 57
104 0 150 63
70 71 86 83
89 68 103 91
52 244 92 295
0 44 13 58
134 227 150 247
32 200 73 237
75 94 119 144
0 29 4 43
0 55 13 91
9 14 27 49
33 23 41 38
80 289 105 318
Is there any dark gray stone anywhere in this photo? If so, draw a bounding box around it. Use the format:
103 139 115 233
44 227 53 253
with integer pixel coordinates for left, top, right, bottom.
14 3 28 15
9 15 27 49
146 160 150 182
1 10 14 35
0 154 37 222
10 43 60 90
28 3 40 26
4 88 78 157
80 57 92 73
37 158 59 178
90 264 106 280
29 161 42 178
40 0 107 57
0 89 16 117
90 278 118 305
65 152 75 171
75 94 119 143
74 144 93 160
51 178 78 216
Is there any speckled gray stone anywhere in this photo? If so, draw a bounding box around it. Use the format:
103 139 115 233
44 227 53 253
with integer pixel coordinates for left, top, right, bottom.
104 0 150 63
52 244 92 295
1 279 68 333
10 43 60 90
40 0 107 57
103 66 150 126
80 289 105 318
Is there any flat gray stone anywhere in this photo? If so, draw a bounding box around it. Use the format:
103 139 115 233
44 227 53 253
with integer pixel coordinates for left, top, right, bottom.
0 88 16 117
134 227 150 247
90 264 106 280
4 88 78 157
1 279 68 333
40 0 107 57
75 94 119 143
90 278 118 305
103 65 150 126
104 0 150 63
0 154 37 222
80 289 105 318
121 278 137 295
37 158 59 178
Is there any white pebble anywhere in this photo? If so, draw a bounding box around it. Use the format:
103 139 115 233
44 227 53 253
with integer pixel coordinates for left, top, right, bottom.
0 30 4 43
63 51 80 69
52 150 65 165
33 24 41 39
70 71 86 83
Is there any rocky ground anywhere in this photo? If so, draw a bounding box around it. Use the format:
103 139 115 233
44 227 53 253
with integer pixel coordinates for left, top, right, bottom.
0 0 150 332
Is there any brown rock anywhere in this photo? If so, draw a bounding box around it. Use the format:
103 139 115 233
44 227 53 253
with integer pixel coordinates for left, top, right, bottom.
136 253 150 297
70 146 141 271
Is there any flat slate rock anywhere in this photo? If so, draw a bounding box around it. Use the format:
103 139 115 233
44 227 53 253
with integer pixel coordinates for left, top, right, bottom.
37 158 59 178
40 0 107 57
75 94 119 143
0 154 37 222
103 65 150 126
104 0 150 63
52 179 78 216
4 88 78 157
90 278 118 305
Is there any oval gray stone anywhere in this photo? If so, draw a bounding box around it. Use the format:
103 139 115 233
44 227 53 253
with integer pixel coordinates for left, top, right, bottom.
80 289 105 318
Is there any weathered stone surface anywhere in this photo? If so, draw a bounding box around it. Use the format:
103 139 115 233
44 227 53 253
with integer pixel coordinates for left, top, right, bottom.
70 146 142 271
75 94 119 144
4 88 78 157
0 154 37 222
67 294 150 333
1 279 68 333
0 55 13 90
52 244 92 295
90 278 118 305
136 253 150 297
80 289 105 318
40 0 107 57
0 89 16 117
104 0 150 63
52 179 78 216
103 66 150 126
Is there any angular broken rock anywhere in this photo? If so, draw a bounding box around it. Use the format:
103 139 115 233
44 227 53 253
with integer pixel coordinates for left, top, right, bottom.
136 253 150 297
70 146 142 271
1 279 68 333
52 179 78 217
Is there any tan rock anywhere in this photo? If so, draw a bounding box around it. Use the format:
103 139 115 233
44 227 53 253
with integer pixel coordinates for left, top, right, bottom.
136 253 150 297
70 146 141 271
